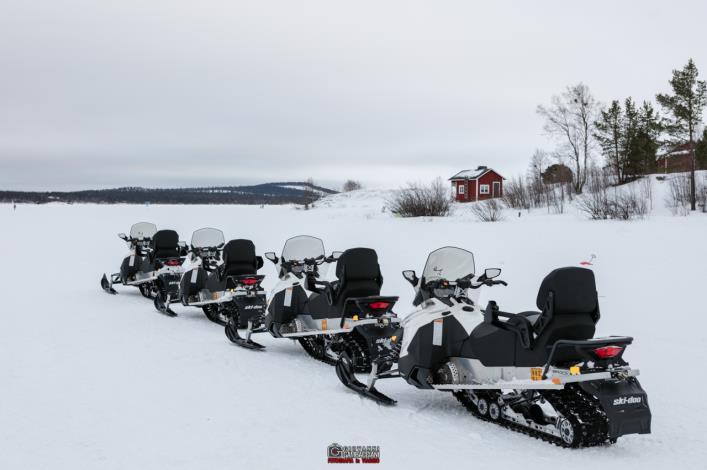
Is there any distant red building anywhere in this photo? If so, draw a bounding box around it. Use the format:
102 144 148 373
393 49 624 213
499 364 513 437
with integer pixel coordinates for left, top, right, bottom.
656 142 695 173
449 166 505 202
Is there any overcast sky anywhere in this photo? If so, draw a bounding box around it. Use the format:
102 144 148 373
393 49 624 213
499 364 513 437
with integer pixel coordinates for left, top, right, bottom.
1 0 706 191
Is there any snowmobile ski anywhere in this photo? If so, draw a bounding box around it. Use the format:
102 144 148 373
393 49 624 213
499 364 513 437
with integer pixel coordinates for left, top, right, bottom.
225 319 265 350
335 352 396 405
101 274 118 295
153 295 177 317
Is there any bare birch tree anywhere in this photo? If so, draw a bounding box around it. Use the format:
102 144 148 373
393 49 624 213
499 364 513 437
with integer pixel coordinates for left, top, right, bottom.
537 83 599 194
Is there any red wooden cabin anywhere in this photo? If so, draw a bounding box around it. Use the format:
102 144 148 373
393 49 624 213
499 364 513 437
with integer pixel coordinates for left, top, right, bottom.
450 166 504 202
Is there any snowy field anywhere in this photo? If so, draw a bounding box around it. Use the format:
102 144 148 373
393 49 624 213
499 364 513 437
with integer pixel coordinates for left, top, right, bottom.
2 181 707 469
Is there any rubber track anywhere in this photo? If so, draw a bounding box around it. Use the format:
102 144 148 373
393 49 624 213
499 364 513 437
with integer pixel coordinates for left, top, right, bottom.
298 333 371 373
454 384 611 448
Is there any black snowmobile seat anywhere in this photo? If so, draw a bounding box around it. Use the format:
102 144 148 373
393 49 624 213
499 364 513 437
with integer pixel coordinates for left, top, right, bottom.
221 239 259 278
332 247 383 314
151 230 181 260
464 267 600 367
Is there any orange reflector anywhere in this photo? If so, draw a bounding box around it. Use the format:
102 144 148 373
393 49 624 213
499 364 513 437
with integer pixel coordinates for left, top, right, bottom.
321 319 327 330
552 377 561 385
530 368 542 381
391 335 397 342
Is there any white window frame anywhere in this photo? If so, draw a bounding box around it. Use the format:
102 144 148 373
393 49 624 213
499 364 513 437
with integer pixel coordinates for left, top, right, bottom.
458 183 465 195
479 184 490 194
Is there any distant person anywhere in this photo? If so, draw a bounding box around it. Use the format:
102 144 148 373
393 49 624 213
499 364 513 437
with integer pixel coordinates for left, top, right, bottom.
13 203 16 211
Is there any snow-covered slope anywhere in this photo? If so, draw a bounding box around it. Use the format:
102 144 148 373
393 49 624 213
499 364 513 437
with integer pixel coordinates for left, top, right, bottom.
1 200 705 469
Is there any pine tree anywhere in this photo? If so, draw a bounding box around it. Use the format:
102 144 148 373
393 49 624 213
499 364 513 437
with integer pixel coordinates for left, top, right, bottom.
594 100 624 183
656 59 707 210
594 98 661 183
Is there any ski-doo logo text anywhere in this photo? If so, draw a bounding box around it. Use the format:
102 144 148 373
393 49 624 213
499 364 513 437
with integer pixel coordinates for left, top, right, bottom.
613 396 642 406
327 443 380 464
243 305 262 310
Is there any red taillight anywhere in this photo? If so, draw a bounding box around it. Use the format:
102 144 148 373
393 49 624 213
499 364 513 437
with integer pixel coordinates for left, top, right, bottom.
242 278 258 286
593 345 623 359
165 259 181 266
369 302 390 310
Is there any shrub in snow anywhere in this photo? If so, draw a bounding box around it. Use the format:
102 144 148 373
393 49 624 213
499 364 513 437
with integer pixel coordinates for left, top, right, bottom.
388 178 451 217
664 173 706 215
469 199 506 222
342 180 363 192
576 185 649 220
576 171 651 220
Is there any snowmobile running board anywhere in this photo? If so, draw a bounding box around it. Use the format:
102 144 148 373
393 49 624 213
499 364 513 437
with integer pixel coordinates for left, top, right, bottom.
432 369 640 391
280 317 402 338
125 276 157 286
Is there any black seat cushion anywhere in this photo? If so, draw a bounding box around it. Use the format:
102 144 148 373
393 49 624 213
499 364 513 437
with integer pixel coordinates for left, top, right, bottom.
151 230 180 260
222 239 258 278
332 248 382 314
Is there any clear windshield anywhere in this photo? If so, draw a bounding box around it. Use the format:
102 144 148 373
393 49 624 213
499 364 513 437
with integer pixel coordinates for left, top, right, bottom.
191 228 225 248
281 235 325 262
130 222 157 240
422 247 475 282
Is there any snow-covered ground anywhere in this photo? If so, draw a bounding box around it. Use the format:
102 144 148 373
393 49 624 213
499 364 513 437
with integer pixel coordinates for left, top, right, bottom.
1 182 706 469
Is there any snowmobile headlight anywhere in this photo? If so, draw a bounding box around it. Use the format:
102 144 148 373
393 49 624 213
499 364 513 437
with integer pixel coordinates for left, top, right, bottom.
353 315 359 321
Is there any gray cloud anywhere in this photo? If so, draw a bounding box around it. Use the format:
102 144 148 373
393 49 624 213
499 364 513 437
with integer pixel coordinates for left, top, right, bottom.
1 0 705 190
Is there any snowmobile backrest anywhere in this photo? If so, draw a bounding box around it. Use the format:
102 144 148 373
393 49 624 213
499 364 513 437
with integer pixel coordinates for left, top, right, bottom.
536 267 598 315
335 248 382 282
151 230 181 260
333 248 383 313
222 239 259 277
533 267 599 337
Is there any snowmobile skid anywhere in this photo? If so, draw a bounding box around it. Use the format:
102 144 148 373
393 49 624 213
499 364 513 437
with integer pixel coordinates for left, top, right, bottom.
334 248 651 447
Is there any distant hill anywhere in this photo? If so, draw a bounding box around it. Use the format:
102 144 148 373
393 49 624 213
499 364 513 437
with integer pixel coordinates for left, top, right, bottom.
0 182 338 205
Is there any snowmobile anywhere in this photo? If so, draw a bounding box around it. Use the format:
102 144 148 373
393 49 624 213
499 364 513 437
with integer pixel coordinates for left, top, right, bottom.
156 227 229 323
176 238 268 348
236 235 400 373
100 222 159 297
336 247 651 447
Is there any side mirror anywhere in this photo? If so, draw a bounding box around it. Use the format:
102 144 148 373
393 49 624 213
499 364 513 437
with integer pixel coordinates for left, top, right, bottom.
264 252 278 263
178 241 187 248
402 270 419 287
118 233 128 240
330 251 343 260
484 268 501 279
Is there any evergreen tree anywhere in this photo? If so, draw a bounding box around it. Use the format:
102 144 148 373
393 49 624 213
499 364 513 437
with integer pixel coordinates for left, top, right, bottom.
594 100 624 182
594 98 661 183
656 58 707 210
